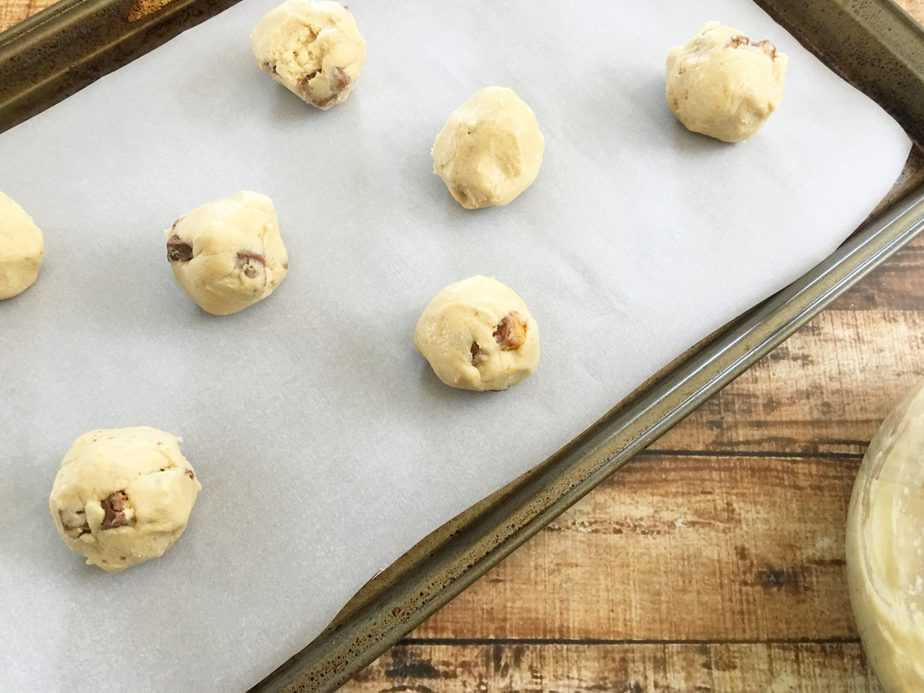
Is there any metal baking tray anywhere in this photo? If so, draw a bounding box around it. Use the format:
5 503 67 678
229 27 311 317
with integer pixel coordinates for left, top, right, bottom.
3 1 924 691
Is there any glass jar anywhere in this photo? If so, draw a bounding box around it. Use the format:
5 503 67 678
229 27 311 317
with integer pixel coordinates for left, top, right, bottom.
846 384 924 692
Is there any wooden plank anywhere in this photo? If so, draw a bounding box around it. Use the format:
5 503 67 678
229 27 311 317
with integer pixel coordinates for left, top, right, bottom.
0 0 54 31
829 236 924 311
654 307 924 456
411 454 858 641
899 0 924 24
344 642 882 692
0 0 177 30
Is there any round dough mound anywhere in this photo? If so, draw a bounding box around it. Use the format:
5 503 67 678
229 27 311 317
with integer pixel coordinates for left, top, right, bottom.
251 0 366 110
415 275 540 392
49 427 202 572
165 191 289 316
432 86 545 210
666 21 788 143
0 192 44 300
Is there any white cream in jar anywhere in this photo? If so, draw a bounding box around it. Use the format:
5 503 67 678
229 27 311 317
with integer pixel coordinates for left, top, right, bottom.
847 385 924 692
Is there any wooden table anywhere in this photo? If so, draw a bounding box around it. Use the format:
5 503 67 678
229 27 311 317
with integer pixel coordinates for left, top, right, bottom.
4 2 922 690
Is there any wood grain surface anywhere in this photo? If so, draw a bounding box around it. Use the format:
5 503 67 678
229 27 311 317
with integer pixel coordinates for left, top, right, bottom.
3 1 923 691
0 0 49 28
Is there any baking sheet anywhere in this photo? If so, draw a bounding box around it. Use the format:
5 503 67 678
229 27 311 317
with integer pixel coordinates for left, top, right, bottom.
0 0 910 690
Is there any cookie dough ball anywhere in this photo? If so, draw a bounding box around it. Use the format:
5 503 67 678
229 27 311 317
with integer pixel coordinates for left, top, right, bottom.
666 22 788 143
415 276 540 391
251 0 366 110
165 191 288 316
0 192 44 300
432 87 545 210
49 427 202 572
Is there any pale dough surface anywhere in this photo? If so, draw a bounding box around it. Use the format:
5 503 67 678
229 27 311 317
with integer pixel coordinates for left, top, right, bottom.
847 386 924 693
415 275 540 391
666 21 788 143
251 0 366 110
49 427 202 572
0 192 44 300
432 86 544 209
165 191 288 316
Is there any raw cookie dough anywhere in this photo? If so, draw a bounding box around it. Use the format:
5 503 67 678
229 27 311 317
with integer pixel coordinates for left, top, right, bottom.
432 86 545 210
49 427 202 572
666 21 788 143
165 191 288 316
251 0 366 110
847 384 924 692
0 192 44 300
415 275 540 391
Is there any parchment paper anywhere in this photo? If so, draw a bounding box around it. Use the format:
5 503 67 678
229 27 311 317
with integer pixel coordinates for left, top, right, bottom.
0 0 910 690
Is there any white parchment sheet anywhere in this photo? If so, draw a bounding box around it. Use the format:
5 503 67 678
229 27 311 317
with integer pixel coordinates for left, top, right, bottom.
0 0 910 690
